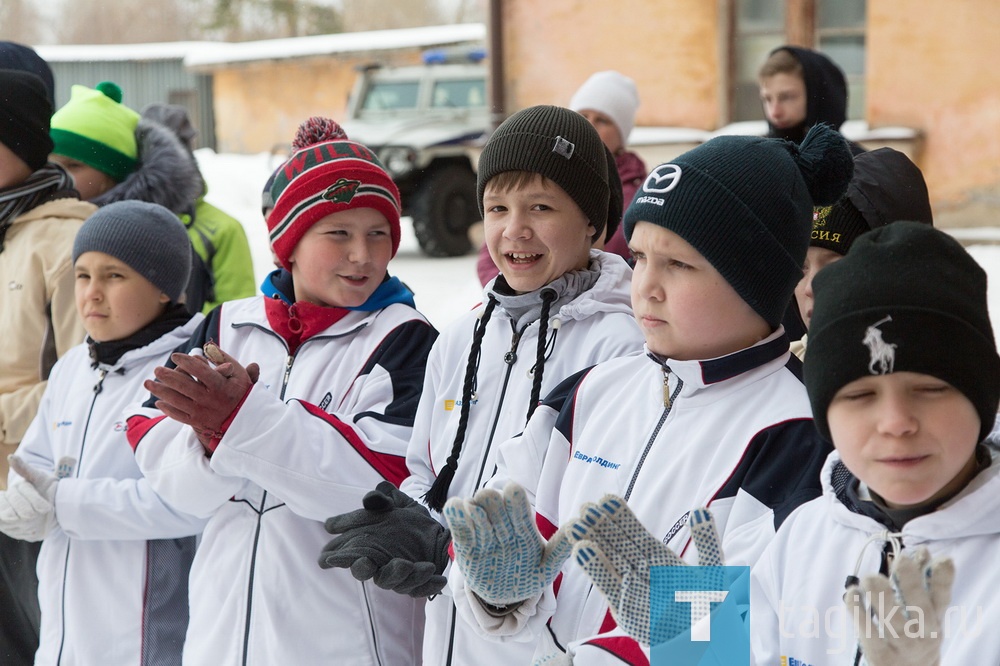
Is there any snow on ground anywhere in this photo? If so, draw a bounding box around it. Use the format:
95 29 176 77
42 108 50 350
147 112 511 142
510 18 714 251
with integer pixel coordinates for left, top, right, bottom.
196 148 1000 341
196 149 483 331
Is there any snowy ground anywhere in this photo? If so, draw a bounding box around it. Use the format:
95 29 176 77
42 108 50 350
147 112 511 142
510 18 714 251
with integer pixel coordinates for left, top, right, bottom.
196 148 1000 340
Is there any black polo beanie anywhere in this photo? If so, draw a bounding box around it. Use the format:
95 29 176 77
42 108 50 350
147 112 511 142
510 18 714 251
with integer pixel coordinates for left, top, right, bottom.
477 105 611 242
805 221 1000 443
0 42 55 106
0 68 54 171
624 123 854 328
73 200 192 302
810 147 933 255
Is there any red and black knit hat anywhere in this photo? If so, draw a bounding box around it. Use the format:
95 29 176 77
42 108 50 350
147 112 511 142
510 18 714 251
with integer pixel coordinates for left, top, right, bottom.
268 117 401 269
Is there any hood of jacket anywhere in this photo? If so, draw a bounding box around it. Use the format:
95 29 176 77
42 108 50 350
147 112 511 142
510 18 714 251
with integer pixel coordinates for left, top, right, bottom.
11 196 96 227
766 45 848 142
820 449 1000 544
92 118 203 215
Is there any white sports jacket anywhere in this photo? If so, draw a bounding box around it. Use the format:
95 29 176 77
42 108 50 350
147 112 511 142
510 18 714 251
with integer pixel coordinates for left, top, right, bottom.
126 293 437 666
401 251 644 666
752 449 1000 665
14 316 206 666
453 330 831 665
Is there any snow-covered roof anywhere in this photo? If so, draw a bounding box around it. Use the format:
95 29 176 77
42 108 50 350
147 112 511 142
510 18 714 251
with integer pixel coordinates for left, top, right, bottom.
186 23 486 68
34 41 225 63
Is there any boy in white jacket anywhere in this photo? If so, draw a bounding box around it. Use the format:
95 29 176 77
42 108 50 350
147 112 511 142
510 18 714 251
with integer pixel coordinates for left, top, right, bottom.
443 124 855 664
320 105 645 665
0 200 206 665
126 118 438 665
751 221 1000 665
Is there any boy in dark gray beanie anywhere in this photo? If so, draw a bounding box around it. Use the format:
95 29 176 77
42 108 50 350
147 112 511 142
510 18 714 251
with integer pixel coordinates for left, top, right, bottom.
318 104 643 666
0 199 204 665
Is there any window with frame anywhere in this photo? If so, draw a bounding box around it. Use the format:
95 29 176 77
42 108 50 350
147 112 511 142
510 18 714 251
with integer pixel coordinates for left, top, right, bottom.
730 0 866 122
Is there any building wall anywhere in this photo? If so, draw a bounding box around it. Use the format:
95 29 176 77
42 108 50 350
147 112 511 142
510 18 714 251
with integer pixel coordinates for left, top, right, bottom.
499 0 723 130
868 0 1000 212
209 50 424 154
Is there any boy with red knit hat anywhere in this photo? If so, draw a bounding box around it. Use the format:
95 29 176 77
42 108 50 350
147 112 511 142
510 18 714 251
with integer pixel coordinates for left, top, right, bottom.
125 117 438 664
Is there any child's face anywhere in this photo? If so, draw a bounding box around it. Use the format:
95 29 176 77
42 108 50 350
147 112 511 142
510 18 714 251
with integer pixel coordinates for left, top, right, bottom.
578 109 624 155
289 207 393 308
759 73 807 130
629 222 771 361
0 140 33 189
828 371 981 509
75 251 170 342
50 154 117 200
483 175 595 294
795 246 843 330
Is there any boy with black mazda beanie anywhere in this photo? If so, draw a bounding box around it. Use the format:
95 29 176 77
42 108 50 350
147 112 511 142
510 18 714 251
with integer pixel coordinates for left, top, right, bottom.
752 221 1000 665
319 105 643 666
440 124 854 663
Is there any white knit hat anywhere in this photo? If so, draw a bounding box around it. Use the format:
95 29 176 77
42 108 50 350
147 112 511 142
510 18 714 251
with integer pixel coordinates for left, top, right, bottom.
569 70 639 145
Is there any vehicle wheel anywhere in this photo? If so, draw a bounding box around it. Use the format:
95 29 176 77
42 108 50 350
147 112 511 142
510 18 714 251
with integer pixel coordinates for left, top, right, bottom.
410 165 479 257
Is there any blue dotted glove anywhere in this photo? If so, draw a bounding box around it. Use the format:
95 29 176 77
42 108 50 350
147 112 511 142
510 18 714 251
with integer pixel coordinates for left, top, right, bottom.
569 496 723 647
444 482 572 606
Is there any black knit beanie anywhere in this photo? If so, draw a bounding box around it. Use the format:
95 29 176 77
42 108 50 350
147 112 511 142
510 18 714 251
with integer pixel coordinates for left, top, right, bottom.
0 68 54 171
624 123 854 328
477 105 611 242
73 200 192 302
811 147 933 255
0 42 55 106
805 221 1000 443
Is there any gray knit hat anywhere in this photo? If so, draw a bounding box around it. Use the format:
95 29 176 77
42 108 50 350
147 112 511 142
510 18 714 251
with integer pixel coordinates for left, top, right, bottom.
73 200 192 302
477 105 611 241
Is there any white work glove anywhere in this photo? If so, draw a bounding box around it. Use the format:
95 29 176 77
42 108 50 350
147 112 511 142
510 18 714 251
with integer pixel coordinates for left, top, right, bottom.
844 547 954 666
0 455 74 542
569 496 724 647
444 482 573 606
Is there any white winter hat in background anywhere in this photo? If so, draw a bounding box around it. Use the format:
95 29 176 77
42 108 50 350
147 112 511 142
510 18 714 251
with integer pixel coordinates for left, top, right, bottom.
569 70 640 145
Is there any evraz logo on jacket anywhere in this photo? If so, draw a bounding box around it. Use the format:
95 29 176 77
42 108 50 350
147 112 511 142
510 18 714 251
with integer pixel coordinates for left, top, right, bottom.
863 315 896 375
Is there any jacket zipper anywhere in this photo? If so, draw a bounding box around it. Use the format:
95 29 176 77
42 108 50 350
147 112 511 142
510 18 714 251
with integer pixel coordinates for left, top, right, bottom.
55 368 107 665
472 322 525 493
624 366 683 502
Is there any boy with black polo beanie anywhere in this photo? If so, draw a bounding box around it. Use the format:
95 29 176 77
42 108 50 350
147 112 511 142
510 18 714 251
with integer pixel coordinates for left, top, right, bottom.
0 67 95 666
753 221 1000 665
439 123 854 663
319 105 643 666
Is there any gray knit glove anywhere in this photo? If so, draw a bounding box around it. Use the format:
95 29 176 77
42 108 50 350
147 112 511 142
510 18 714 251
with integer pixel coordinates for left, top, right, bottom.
444 482 573 606
844 547 953 666
320 482 451 598
570 496 724 647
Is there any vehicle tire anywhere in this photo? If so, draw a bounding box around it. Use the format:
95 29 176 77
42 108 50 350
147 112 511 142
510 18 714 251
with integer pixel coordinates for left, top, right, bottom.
410 165 479 257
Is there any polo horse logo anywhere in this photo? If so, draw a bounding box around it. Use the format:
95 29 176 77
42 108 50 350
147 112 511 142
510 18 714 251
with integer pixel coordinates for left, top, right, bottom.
863 316 896 375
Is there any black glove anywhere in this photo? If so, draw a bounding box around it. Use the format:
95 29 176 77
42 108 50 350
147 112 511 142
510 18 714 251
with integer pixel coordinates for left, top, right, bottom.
320 481 451 597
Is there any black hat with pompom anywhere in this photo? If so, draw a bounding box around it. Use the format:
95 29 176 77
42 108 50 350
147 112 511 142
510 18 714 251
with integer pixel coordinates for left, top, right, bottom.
623 123 853 328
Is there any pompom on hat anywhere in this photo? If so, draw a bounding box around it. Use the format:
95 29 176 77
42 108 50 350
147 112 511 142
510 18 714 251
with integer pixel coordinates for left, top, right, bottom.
268 117 401 269
624 123 854 328
50 81 140 182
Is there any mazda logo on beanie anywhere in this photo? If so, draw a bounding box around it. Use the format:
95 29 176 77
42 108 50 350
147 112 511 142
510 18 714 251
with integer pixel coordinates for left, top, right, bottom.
642 164 683 194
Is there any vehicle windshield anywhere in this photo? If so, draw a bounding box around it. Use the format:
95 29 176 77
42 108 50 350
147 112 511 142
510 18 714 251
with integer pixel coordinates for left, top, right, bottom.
431 79 487 109
361 81 420 111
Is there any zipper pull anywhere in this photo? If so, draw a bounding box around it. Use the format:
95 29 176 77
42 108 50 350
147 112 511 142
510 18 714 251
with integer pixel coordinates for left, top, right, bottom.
662 366 671 408
94 368 107 395
504 330 521 365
